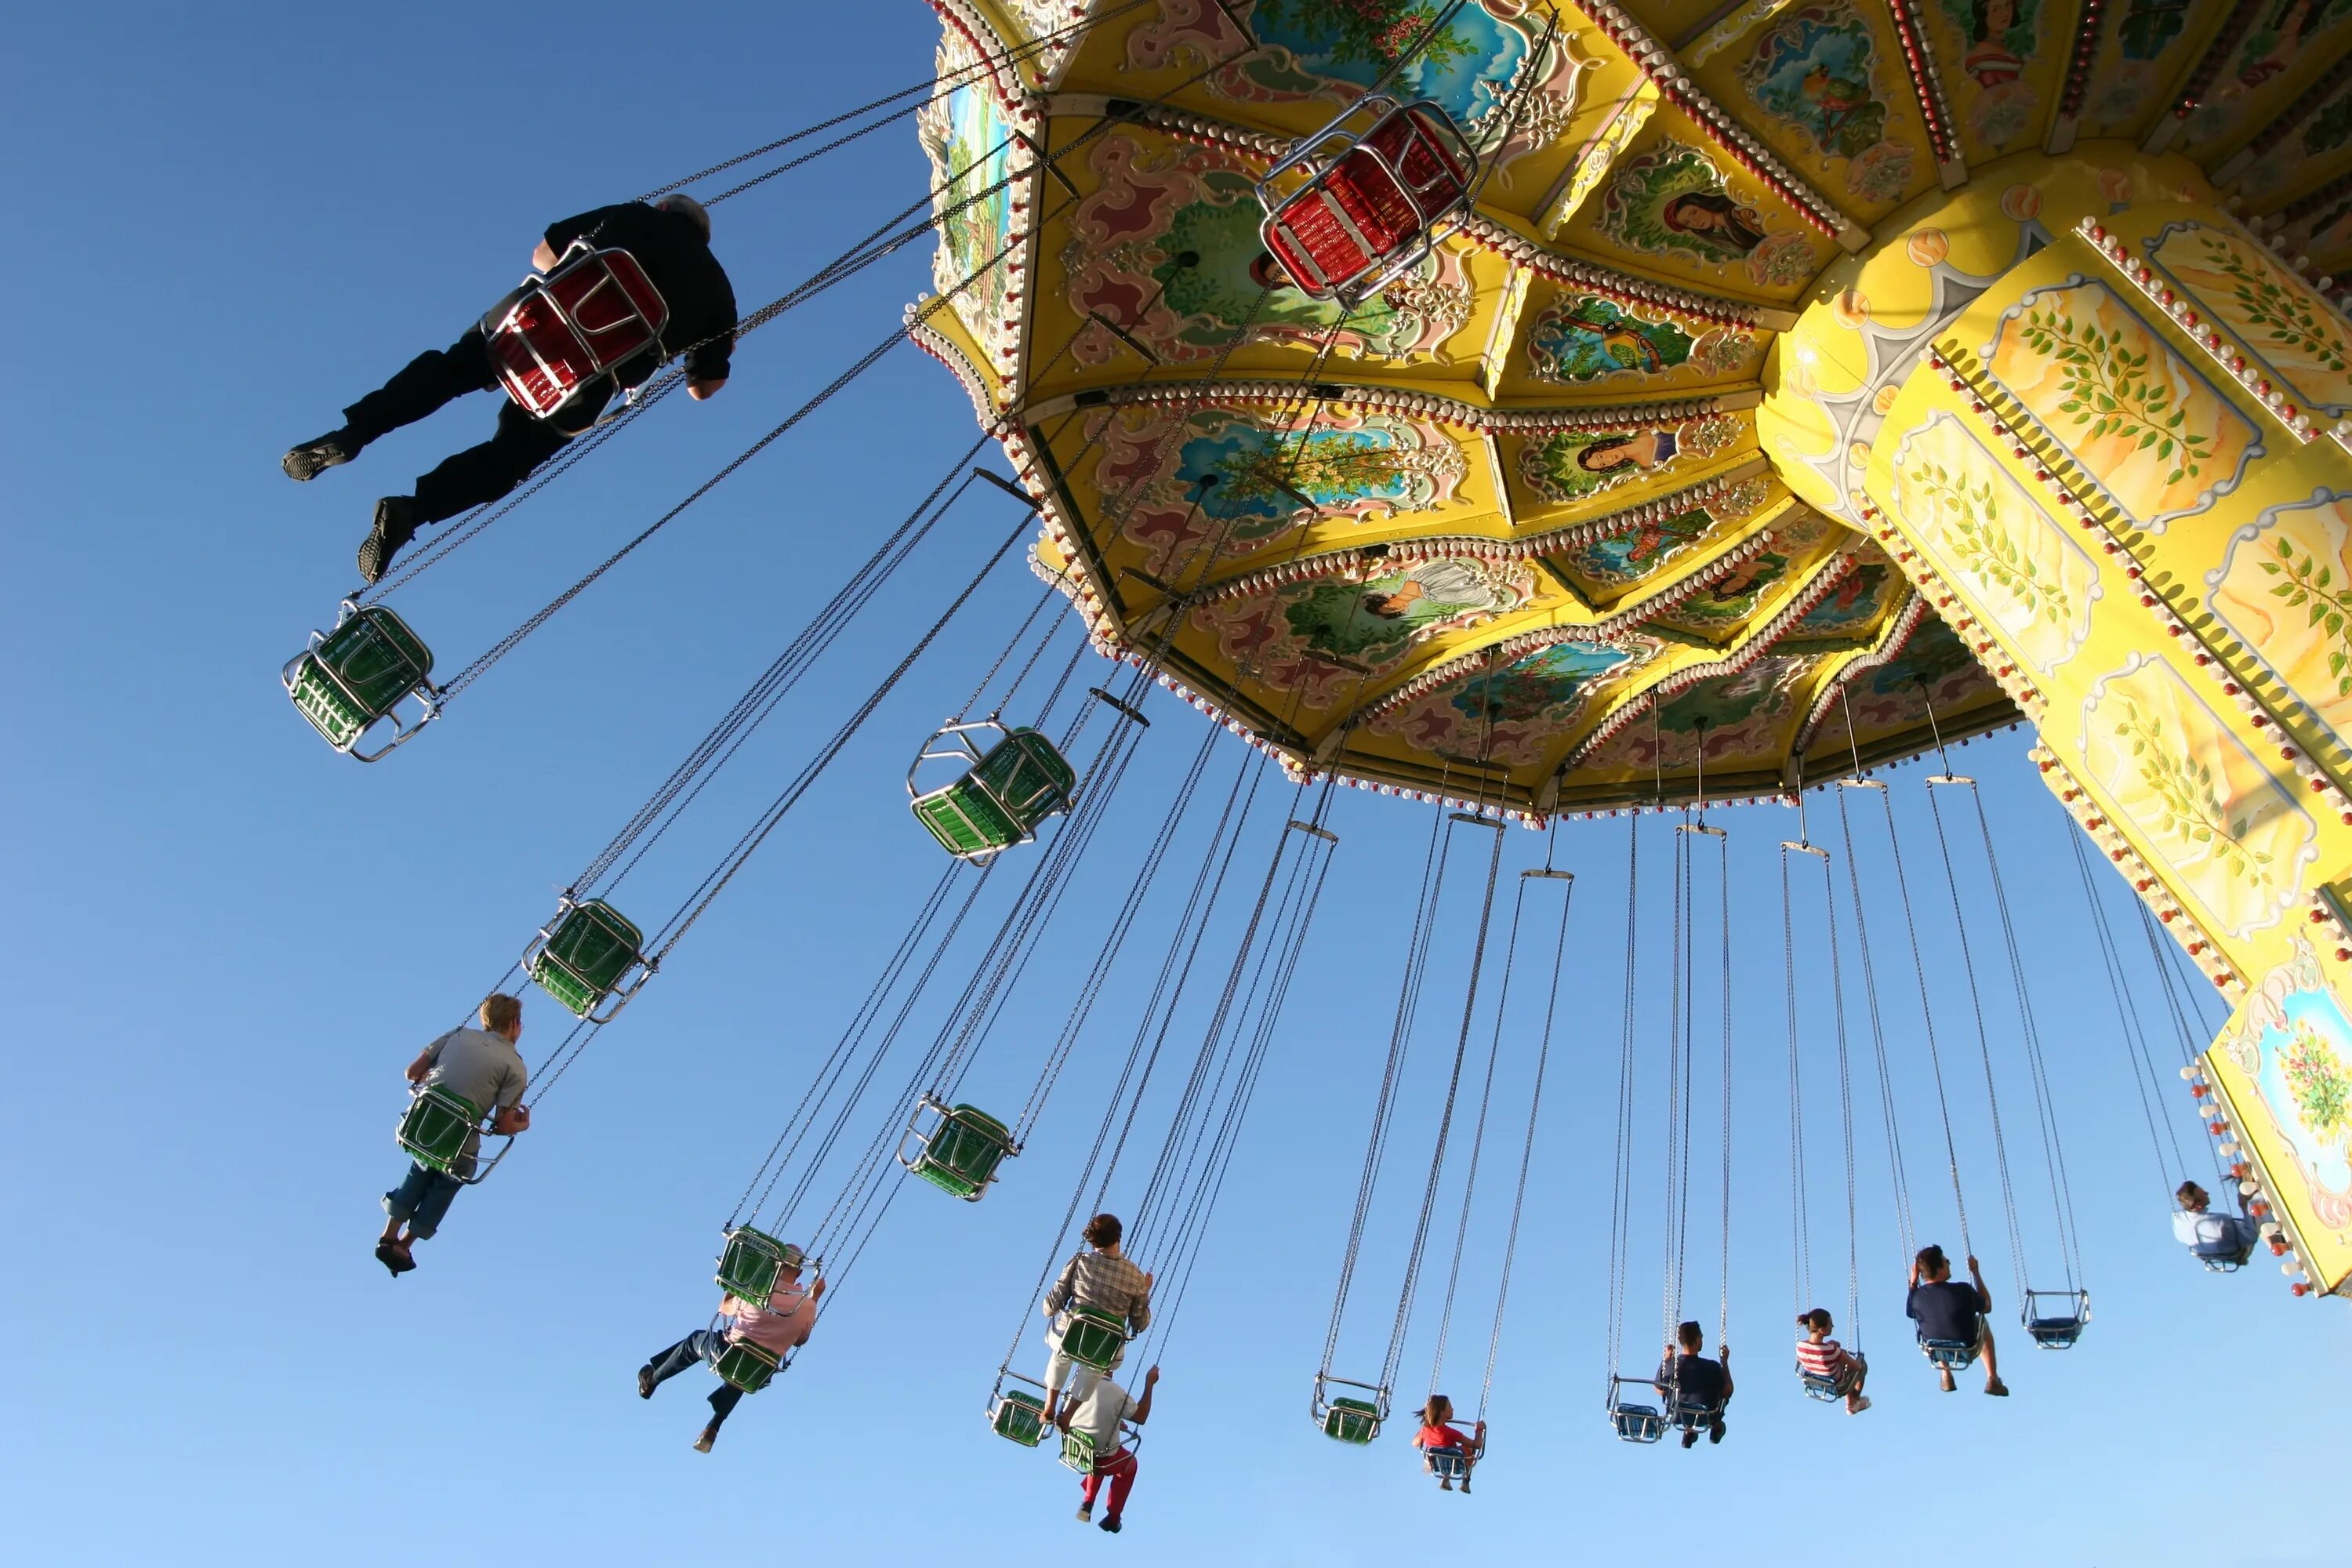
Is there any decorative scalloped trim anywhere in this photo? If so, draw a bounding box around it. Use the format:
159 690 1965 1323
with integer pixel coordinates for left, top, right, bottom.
1182 469 1775 608
2052 0 2106 121
906 304 998 427
2030 743 2247 998
1036 376 1749 433
2079 217 2321 440
1791 589 1929 753
1888 0 1963 169
1572 2 1860 244
925 0 1054 122
2154 5 2259 128
1450 212 1775 326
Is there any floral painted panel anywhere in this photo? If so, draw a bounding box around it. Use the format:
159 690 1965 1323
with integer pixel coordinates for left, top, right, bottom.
1889 410 2100 673
2219 942 2352 1257
1592 139 1823 290
1522 292 1759 385
1064 132 1471 368
2147 221 2352 419
1087 401 1468 571
1130 2 1586 168
1983 278 2260 532
1368 637 1662 764
2205 491 2352 742
1737 2 1918 206
2077 654 2317 940
1192 557 1537 710
1515 414 1745 505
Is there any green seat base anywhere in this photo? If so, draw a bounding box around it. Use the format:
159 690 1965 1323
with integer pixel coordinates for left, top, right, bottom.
991 1390 1047 1447
530 898 645 1018
909 1102 1013 1200
711 1340 779 1394
396 1086 482 1173
288 606 436 753
910 728 1076 859
1322 1396 1382 1444
1060 1307 1127 1374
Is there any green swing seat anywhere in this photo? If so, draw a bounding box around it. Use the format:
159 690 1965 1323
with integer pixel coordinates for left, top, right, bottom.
527 898 648 1021
711 1338 780 1394
714 1225 800 1310
1059 1424 1103 1475
395 1085 483 1174
1321 1396 1383 1444
1059 1305 1130 1374
284 604 439 760
909 726 1077 863
989 1388 1049 1447
904 1101 1015 1200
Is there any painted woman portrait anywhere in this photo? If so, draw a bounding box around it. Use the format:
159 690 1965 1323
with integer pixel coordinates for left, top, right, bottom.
1659 191 1769 261
1961 0 2028 88
1576 427 1680 475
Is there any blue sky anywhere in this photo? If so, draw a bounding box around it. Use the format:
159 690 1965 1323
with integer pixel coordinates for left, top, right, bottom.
4 5 2347 1565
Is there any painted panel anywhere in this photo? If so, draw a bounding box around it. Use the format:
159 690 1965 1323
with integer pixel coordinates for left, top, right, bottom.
2206 489 2352 742
1890 410 2101 673
1577 655 1815 772
1520 289 1760 386
2145 220 2352 419
2076 654 2318 941
2212 940 2352 1292
1591 137 1823 292
1733 2 1922 210
1920 0 2062 161
2233 78 2352 210
1062 131 1471 368
1083 401 1470 571
1982 277 2261 532
1512 413 1746 506
2073 1 2233 142
1779 559 1901 641
2176 2 2352 161
1191 557 1541 710
1366 637 1663 764
919 54 1019 348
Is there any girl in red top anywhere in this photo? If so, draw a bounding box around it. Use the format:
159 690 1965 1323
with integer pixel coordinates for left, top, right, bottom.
1412 1394 1486 1493
1795 1307 1871 1414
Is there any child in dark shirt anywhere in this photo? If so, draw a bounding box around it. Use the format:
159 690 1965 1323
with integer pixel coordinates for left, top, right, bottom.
1905 1245 2009 1396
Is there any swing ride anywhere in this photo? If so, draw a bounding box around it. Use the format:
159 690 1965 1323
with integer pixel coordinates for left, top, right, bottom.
274 0 2352 1514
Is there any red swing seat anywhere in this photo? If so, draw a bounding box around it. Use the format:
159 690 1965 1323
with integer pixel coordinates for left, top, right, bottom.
484 242 670 419
1258 97 1475 302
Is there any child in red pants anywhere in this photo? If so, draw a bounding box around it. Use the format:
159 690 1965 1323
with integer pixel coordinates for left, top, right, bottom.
1065 1365 1160 1534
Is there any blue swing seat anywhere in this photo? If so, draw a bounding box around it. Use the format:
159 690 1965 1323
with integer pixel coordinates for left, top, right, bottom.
1605 1374 1666 1444
1426 1445 1468 1481
2022 1289 2091 1349
2194 1243 2252 1274
1918 1335 1980 1371
1798 1368 1847 1403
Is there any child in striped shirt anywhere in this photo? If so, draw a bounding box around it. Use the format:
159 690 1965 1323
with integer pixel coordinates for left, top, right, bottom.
1795 1308 1871 1414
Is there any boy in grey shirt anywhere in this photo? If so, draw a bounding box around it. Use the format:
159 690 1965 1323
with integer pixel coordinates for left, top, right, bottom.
376 994 531 1275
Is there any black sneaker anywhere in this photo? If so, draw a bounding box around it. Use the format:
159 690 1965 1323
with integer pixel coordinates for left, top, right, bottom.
358 496 419 586
1098 1516 1121 1534
1680 1428 1699 1450
284 429 362 481
637 1366 656 1399
1708 1417 1726 1445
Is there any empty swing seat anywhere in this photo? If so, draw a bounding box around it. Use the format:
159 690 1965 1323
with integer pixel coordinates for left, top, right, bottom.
2023 1290 2091 1348
902 1100 1015 1200
485 244 670 419
1258 96 1475 303
284 603 439 760
710 1338 780 1395
715 1225 800 1310
395 1084 482 1173
1604 1374 1666 1443
1059 1305 1130 1374
990 1388 1049 1447
527 898 649 1021
1321 1396 1382 1444
909 726 1078 863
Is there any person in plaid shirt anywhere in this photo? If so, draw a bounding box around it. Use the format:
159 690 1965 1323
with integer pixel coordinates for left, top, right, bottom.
1040 1213 1154 1426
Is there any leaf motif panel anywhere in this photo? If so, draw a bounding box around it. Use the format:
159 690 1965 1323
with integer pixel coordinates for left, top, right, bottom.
2146 221 2352 419
1889 411 2101 673
1982 278 2261 532
2077 655 2318 942
2206 492 2352 746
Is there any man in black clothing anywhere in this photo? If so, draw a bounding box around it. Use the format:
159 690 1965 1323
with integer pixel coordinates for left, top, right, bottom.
1905 1243 2010 1396
1656 1319 1732 1449
281 194 738 583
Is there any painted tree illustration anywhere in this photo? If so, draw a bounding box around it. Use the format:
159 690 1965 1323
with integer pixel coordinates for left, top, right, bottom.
2255 533 2352 697
2109 695 2274 884
2014 305 2214 485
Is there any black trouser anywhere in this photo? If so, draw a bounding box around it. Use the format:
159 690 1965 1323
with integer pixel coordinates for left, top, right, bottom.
644 1330 747 1427
342 328 608 524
